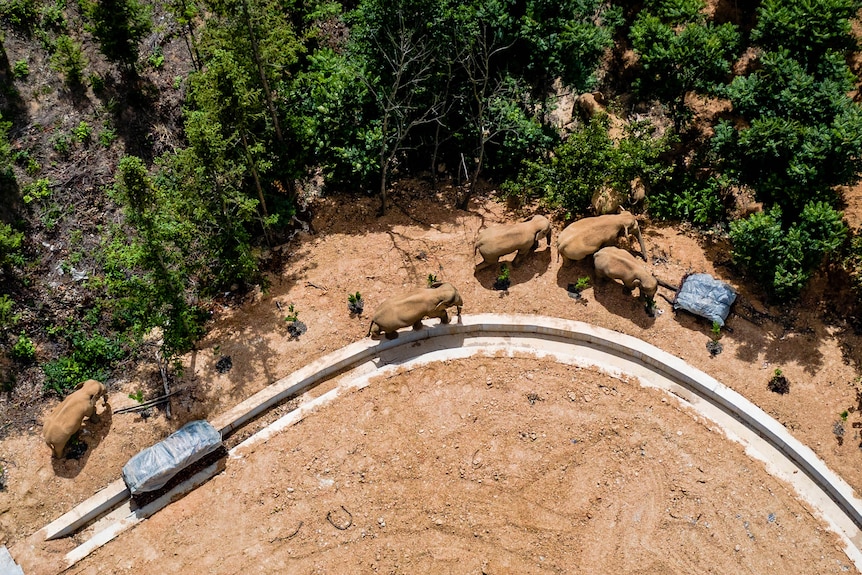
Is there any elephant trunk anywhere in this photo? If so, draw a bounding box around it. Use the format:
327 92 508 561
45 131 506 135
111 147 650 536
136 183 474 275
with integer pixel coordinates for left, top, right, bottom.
633 226 648 262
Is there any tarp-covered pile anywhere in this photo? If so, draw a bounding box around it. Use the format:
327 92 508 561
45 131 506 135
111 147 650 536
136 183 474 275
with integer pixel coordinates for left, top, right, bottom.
673 273 737 326
122 420 223 496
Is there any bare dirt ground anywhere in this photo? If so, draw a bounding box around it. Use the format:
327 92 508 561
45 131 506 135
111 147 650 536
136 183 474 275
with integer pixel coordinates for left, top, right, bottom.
6 188 862 573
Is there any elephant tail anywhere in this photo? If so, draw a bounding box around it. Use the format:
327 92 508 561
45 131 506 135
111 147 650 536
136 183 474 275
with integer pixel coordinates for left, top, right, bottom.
366 321 374 337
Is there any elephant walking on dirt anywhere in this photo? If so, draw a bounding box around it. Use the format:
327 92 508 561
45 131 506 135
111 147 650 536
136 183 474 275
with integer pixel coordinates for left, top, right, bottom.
43 379 108 458
473 215 551 271
367 282 464 339
556 211 648 265
593 246 658 303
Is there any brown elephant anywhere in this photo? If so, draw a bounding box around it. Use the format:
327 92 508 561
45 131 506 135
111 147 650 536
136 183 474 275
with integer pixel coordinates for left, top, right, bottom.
556 211 648 265
367 282 463 339
43 379 108 458
473 215 551 271
593 246 658 302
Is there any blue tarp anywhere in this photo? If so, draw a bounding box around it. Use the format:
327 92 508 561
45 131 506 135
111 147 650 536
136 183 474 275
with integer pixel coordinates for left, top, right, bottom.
673 273 737 327
122 420 223 496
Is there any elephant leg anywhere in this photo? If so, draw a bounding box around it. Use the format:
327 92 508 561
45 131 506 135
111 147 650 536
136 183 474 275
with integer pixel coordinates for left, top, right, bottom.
475 257 495 272
439 310 450 324
89 411 100 424
512 249 529 267
385 330 399 340
412 320 424 330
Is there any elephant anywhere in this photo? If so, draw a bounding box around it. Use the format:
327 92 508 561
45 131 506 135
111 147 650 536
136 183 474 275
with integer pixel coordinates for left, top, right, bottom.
576 92 627 140
43 379 108 458
556 210 648 265
367 282 463 339
591 177 646 215
473 215 551 271
593 246 658 303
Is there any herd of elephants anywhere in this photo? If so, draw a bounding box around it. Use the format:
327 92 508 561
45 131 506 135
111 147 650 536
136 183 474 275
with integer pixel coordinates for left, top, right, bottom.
367 210 655 337
41 211 653 461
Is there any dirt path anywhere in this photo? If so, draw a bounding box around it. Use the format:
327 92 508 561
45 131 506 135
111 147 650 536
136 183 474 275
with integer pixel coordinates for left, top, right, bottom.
5 190 862 573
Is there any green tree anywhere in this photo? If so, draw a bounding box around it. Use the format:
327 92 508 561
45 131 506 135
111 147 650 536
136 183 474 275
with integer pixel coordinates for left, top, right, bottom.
712 49 862 220
83 0 152 68
751 0 861 66
50 34 87 85
729 203 847 301
630 1 740 127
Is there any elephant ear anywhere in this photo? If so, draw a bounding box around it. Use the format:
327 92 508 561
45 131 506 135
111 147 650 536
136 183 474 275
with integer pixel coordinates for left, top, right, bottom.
632 279 642 288
73 380 85 391
433 300 447 312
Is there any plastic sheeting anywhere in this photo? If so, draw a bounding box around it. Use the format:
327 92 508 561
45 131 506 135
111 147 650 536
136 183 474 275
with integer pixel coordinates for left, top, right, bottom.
673 273 737 327
122 420 223 496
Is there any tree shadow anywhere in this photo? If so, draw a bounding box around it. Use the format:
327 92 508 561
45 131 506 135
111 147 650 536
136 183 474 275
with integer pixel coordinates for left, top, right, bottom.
93 70 160 161
50 403 113 478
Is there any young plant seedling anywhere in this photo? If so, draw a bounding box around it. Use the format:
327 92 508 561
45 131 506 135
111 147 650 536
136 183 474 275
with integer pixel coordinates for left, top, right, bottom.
493 264 511 291
128 389 144 403
285 304 307 338
710 321 722 340
768 368 790 394
347 292 364 315
427 273 438 287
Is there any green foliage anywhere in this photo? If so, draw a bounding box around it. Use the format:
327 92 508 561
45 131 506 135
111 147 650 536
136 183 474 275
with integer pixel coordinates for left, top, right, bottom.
729 202 847 301
841 409 849 421
0 222 24 267
50 35 88 85
347 291 364 314
426 273 438 287
574 276 590 292
128 389 144 402
504 117 673 219
497 264 510 283
0 295 16 328
99 127 117 147
751 0 861 65
83 0 152 66
72 121 92 143
40 0 66 29
11 332 36 361
283 303 299 323
42 330 125 394
12 59 29 78
147 45 164 69
0 0 38 28
648 173 725 226
0 114 12 181
710 321 721 340
630 5 740 124
22 177 52 204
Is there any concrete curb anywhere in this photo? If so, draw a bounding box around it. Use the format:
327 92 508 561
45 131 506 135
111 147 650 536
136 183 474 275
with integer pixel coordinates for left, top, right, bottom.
16 314 862 573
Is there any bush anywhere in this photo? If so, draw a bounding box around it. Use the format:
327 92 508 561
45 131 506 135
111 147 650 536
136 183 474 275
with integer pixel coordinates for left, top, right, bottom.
0 0 38 28
12 59 29 78
751 0 860 65
11 332 36 361
648 173 725 226
503 117 672 219
630 4 740 124
50 35 88 85
729 202 847 301
0 222 24 267
0 295 16 329
42 330 125 394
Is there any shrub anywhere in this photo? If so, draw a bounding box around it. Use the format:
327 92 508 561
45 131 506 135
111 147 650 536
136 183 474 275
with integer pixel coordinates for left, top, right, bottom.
648 173 725 226
11 332 36 361
0 295 16 328
72 121 92 144
729 202 847 301
751 0 859 65
504 117 673 219
42 330 125 394
0 0 38 28
22 178 52 204
12 59 29 78
0 222 24 267
50 35 88 85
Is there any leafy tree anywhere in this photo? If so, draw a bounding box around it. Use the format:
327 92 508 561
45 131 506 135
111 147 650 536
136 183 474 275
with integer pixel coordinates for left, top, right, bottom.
83 0 152 68
647 172 725 226
729 202 847 301
751 0 861 67
713 49 862 220
630 1 740 126
503 116 672 219
516 0 622 92
50 34 87 85
0 113 12 180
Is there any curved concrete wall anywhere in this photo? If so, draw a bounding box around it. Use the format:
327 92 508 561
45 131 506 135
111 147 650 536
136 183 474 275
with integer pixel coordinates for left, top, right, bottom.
24 314 862 573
